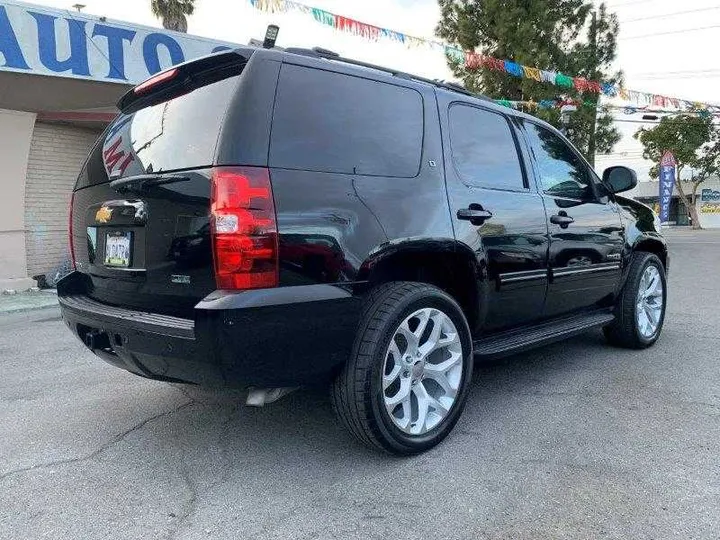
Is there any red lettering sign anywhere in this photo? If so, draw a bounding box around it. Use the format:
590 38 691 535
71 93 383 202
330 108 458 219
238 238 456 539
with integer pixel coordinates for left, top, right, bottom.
103 137 135 177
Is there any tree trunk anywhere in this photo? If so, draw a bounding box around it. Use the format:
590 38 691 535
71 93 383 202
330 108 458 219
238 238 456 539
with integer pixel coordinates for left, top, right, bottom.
675 178 702 229
691 180 705 229
586 12 598 168
692 179 707 205
587 96 598 168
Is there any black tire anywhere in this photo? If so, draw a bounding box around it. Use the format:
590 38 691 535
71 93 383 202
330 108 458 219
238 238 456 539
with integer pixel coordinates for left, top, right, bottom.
330 281 474 455
604 252 667 349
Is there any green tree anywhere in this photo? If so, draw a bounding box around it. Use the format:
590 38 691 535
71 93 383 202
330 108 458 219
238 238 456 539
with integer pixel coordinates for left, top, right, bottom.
565 5 622 163
151 0 195 33
436 0 621 164
634 115 717 229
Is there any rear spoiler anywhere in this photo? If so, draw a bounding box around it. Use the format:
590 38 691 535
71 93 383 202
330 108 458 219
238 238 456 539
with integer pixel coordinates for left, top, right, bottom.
117 48 254 114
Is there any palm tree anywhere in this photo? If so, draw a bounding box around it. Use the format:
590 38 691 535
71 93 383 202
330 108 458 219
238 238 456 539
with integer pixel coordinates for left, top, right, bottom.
151 0 195 33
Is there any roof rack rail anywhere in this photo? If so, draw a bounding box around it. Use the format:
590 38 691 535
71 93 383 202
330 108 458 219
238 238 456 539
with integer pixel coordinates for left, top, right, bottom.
284 46 492 102
285 47 412 78
434 80 471 95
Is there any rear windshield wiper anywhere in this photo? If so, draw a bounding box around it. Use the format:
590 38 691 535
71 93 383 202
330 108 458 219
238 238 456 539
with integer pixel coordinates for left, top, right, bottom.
110 174 191 193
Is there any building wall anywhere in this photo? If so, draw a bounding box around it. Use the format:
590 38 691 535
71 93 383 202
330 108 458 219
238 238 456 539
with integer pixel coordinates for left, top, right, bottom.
0 108 36 289
697 181 720 229
24 122 100 280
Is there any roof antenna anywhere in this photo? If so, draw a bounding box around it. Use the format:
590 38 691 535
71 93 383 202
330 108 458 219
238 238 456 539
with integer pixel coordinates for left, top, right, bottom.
263 25 279 49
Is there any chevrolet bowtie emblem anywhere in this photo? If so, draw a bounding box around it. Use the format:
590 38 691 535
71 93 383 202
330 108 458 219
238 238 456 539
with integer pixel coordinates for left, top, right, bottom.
95 206 113 224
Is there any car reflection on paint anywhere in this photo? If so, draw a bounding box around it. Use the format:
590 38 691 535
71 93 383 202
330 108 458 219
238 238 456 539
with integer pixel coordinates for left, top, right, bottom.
551 232 620 268
279 234 353 283
482 231 621 271
482 234 547 274
169 222 212 269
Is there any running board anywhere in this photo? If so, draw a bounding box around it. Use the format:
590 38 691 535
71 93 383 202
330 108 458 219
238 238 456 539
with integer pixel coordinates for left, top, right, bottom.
473 310 615 360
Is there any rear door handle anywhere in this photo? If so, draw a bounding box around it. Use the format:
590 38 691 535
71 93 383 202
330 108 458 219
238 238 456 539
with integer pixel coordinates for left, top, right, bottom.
457 207 493 225
550 213 574 228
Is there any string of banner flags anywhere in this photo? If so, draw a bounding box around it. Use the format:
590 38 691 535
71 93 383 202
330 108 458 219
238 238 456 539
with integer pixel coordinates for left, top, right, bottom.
248 0 720 115
492 99 717 118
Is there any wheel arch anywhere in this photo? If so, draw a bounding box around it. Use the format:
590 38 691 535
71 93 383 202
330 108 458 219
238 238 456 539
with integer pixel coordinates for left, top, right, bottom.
616 235 669 297
354 239 483 331
633 236 668 269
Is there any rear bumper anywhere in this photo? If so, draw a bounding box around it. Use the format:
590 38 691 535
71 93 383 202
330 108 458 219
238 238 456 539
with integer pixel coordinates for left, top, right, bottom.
58 273 361 387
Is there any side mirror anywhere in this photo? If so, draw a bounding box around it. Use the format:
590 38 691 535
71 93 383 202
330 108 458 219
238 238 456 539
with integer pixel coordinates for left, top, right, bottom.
603 166 638 194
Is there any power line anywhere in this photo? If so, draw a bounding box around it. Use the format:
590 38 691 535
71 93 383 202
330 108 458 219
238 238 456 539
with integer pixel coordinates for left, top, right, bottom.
632 70 720 79
634 73 720 80
632 68 720 76
622 24 720 40
607 0 656 7
621 6 720 23
610 118 717 125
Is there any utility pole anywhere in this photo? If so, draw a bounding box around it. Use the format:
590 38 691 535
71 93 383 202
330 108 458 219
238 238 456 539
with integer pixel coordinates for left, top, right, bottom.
587 10 598 168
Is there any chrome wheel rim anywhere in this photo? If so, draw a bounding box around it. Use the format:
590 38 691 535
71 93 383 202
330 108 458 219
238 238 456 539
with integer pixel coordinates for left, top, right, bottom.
636 265 664 338
382 308 463 435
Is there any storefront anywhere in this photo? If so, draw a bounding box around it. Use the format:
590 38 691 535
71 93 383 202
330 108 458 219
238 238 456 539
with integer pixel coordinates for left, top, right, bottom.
634 195 690 226
0 0 235 290
627 178 720 229
697 187 720 228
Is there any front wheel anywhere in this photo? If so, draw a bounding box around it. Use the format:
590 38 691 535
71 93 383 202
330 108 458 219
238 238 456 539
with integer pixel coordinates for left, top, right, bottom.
331 282 473 455
604 252 667 349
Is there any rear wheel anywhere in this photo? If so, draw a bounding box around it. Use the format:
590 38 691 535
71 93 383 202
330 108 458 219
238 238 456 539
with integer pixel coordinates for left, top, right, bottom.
331 282 473 455
604 253 667 349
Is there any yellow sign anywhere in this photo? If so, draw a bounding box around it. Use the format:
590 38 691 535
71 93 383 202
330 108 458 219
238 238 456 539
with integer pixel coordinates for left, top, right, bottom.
700 203 720 214
95 206 113 223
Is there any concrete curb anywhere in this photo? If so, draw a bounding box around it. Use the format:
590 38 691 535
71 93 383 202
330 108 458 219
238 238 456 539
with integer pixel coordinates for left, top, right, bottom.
0 291 59 315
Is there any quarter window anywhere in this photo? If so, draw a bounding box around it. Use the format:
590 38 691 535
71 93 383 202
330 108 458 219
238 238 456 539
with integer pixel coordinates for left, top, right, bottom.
270 65 424 178
448 104 525 190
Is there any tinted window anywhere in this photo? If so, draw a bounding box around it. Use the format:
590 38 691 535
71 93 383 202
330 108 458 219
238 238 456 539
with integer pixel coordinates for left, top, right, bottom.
77 74 240 187
270 65 423 177
449 104 525 190
524 122 594 201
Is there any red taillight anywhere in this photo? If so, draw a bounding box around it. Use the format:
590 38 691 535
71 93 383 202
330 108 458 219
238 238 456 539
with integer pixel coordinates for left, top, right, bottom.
69 192 76 271
133 67 179 95
211 167 278 290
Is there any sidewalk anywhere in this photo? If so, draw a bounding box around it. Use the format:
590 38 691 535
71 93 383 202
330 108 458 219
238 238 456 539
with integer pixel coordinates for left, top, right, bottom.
0 290 58 315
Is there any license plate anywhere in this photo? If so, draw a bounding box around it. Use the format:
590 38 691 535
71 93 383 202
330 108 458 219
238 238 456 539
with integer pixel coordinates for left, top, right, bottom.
104 231 132 267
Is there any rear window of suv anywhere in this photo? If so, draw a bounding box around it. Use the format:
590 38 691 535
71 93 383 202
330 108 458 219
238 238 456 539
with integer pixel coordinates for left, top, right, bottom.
269 64 424 178
76 74 241 188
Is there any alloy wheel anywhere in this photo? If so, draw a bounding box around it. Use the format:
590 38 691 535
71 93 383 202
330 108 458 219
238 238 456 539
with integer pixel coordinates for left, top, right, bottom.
636 264 664 338
382 308 464 435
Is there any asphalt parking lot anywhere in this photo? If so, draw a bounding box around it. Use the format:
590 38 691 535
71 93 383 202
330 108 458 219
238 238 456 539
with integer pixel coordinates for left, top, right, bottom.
1 229 718 540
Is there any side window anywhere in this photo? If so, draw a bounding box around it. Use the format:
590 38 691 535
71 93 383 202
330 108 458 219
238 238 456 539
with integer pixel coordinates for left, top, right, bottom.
448 104 525 191
270 65 423 177
523 122 595 201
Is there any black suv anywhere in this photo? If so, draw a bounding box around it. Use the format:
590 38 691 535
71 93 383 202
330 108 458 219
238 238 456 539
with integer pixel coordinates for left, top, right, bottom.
59 46 668 455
